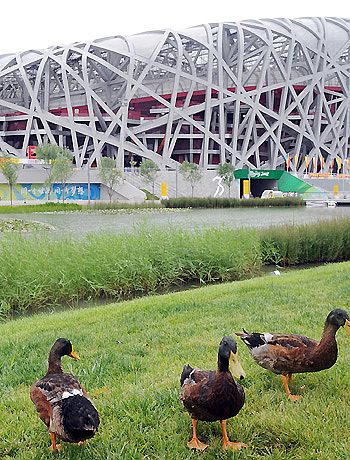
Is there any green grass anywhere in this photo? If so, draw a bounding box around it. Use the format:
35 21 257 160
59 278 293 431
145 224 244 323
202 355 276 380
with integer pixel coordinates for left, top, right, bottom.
164 197 304 208
2 218 350 318
140 189 159 200
261 219 350 265
0 227 261 317
0 202 161 214
0 203 82 213
0 197 303 214
0 262 349 459
19 198 293 211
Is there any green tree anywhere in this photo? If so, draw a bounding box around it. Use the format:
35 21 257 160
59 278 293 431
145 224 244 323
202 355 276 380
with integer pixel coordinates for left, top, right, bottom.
179 161 202 197
51 149 73 203
36 143 62 200
140 159 159 196
0 153 19 205
217 163 235 198
98 157 123 205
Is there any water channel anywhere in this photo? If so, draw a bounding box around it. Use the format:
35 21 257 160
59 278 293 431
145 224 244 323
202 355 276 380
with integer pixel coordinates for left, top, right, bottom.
1 205 350 236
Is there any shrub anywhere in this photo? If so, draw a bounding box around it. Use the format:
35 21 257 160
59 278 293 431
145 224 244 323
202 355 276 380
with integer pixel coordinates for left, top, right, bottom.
163 197 304 208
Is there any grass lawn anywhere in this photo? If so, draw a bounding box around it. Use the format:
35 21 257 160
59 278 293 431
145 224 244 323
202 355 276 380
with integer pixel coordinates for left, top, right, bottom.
0 263 349 459
0 203 82 214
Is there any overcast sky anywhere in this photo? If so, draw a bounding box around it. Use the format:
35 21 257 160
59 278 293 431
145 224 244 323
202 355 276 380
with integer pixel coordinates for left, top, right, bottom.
0 0 348 55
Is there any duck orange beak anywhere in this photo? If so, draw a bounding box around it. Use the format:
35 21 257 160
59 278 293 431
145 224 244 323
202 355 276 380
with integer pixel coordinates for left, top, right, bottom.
343 319 350 335
69 350 81 360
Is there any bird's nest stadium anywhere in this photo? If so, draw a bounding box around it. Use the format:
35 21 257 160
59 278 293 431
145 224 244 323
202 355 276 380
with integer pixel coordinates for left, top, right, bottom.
1 17 350 174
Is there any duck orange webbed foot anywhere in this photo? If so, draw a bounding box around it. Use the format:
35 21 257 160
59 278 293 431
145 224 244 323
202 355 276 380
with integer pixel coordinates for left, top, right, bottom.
223 440 248 451
49 443 61 454
220 420 247 451
288 393 302 402
186 418 208 451
282 374 302 402
187 437 208 451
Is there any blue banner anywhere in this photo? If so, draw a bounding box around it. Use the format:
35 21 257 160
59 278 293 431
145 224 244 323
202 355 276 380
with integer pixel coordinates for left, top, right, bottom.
2 183 101 201
52 183 100 200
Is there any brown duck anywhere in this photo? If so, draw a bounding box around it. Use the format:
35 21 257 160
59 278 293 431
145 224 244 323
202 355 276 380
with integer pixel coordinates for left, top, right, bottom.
236 308 350 401
30 338 100 452
180 336 246 451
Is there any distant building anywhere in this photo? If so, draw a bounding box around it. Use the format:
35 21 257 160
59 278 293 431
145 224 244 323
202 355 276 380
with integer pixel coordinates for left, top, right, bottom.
0 17 349 174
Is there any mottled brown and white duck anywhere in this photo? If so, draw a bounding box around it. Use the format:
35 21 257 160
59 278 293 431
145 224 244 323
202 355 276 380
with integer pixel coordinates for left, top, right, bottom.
236 308 350 401
30 338 100 452
180 336 246 451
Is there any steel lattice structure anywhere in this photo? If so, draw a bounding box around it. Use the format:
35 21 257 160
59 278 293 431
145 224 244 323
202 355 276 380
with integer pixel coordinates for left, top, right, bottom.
0 17 350 172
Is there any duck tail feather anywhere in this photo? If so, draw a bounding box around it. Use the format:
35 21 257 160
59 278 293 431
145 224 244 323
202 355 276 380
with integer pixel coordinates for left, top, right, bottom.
235 328 250 337
236 330 266 350
180 364 194 386
61 395 100 440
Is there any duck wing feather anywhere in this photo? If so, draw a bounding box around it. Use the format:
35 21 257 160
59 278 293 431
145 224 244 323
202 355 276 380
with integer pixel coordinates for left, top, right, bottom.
180 368 244 422
30 373 84 426
237 330 319 374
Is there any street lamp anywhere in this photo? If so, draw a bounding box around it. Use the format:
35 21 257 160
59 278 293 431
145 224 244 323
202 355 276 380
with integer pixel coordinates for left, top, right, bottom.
87 160 91 205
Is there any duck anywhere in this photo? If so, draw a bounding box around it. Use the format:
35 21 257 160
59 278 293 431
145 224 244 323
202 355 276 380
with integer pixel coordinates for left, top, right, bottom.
236 308 350 401
30 338 100 452
180 336 246 452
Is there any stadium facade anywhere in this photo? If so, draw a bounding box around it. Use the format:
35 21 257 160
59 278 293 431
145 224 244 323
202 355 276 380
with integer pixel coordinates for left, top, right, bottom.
0 17 350 176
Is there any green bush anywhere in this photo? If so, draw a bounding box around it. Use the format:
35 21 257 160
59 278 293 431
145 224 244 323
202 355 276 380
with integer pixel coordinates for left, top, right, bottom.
163 197 304 208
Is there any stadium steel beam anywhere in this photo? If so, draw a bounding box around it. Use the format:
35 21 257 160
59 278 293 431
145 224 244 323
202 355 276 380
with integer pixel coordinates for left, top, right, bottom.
0 17 350 172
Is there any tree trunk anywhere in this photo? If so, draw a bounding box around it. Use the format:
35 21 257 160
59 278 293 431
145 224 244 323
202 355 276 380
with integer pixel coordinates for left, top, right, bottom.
62 183 65 203
10 183 13 206
228 185 231 198
191 185 194 198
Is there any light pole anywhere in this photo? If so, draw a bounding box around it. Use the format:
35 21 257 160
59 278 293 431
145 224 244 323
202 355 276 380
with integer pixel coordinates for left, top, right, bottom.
87 160 91 205
175 164 178 198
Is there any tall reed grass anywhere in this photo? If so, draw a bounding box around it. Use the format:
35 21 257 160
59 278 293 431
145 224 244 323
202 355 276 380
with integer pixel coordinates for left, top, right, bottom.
0 197 302 214
87 201 160 210
261 218 350 265
164 197 304 208
2 218 350 318
0 227 261 317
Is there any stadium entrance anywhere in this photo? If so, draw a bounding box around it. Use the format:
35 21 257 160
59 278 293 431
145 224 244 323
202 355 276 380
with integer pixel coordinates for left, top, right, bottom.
234 169 322 199
235 170 282 198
